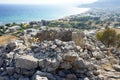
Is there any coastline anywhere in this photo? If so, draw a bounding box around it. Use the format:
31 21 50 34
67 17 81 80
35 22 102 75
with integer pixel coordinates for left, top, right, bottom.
0 4 90 24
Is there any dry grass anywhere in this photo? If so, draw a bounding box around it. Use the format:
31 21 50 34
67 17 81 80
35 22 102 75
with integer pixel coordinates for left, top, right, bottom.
112 28 120 34
97 28 120 34
0 35 18 45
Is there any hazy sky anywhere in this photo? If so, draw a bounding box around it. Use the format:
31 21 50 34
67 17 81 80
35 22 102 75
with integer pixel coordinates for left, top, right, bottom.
0 0 98 6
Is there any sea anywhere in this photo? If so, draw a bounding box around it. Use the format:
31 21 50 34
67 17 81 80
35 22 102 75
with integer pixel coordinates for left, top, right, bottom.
0 4 89 24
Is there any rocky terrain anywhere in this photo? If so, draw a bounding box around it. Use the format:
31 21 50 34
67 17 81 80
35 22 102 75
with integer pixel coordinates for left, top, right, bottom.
0 29 120 80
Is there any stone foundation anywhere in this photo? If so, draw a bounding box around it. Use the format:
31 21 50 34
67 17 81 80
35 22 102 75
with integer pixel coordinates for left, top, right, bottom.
35 30 84 47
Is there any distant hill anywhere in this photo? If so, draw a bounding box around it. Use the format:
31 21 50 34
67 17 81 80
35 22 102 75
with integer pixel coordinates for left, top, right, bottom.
80 0 120 8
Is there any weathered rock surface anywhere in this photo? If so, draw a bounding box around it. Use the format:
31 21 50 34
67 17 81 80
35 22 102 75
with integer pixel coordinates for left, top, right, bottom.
0 29 119 80
113 64 120 72
32 71 55 80
15 55 38 70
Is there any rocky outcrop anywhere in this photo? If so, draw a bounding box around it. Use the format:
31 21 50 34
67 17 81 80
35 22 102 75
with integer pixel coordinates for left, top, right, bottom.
0 29 120 80
15 55 38 70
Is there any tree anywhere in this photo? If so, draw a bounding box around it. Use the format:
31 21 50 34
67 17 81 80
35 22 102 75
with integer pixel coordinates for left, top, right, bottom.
96 28 117 47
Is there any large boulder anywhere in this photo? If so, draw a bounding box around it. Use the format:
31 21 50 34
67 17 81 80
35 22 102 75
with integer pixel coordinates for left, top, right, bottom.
15 55 38 70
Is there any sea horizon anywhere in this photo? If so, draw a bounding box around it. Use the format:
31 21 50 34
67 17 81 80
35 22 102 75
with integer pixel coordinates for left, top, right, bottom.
0 4 90 24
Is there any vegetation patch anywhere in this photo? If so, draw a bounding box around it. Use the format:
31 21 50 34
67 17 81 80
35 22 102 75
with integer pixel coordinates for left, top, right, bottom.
0 35 18 45
96 28 120 48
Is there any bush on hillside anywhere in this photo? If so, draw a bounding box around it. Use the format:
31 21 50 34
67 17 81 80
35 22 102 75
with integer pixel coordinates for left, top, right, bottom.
96 28 117 47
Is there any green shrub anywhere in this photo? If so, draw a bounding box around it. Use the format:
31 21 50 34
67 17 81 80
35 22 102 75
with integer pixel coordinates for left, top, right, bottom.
96 31 103 42
96 28 117 47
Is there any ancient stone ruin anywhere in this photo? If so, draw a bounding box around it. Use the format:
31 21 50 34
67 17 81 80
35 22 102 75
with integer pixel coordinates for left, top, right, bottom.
0 29 120 80
35 29 85 47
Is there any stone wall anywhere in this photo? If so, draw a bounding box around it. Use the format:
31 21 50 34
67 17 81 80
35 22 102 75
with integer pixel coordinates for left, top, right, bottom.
72 32 85 48
0 32 120 80
35 30 72 41
35 30 84 47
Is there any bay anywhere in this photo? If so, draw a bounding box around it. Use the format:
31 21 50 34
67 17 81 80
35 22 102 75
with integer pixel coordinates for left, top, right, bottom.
0 4 89 24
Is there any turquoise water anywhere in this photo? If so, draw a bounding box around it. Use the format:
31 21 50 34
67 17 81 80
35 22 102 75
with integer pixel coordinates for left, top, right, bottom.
0 4 89 24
